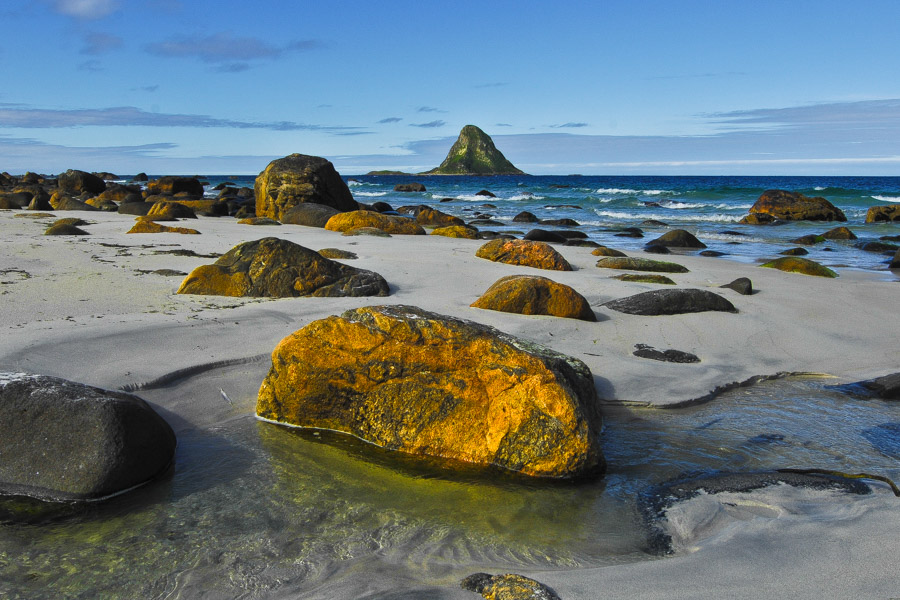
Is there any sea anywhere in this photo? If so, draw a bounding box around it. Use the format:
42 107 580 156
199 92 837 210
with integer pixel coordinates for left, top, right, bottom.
1 175 898 598
204 174 899 273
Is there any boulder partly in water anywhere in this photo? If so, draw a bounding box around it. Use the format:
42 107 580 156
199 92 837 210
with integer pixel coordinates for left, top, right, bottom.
0 373 176 501
256 305 604 479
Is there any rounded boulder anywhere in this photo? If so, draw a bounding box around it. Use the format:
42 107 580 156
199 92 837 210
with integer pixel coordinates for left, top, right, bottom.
255 154 357 220
471 275 596 321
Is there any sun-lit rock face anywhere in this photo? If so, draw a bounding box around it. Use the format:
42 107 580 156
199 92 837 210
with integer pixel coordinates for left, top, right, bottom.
471 275 596 321
324 210 426 235
176 237 389 297
425 125 525 175
745 189 847 222
256 305 604 479
255 154 358 220
476 239 573 271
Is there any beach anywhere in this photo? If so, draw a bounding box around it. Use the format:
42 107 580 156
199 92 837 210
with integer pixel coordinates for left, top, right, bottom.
1 207 898 598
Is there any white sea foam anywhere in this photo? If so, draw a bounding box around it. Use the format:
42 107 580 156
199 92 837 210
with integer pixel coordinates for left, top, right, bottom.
871 195 900 203
353 191 388 197
508 193 544 201
591 209 741 223
814 186 826 191
595 188 673 196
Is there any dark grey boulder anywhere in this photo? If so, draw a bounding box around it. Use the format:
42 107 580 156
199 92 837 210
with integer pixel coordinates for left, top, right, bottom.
512 211 539 223
393 183 426 192
0 373 176 501
647 229 707 249
604 288 737 316
540 218 580 227
118 201 152 216
720 277 753 295
633 344 700 363
280 202 340 227
57 169 107 195
524 229 567 243
852 373 900 400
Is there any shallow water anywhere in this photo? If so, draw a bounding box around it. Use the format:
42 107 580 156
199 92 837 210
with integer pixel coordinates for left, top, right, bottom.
1 374 897 599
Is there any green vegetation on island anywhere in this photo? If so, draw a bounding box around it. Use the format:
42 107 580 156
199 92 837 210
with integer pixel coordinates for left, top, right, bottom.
424 125 525 175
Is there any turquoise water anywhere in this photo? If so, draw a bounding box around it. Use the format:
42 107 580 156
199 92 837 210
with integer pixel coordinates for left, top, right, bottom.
1 374 897 599
185 174 900 273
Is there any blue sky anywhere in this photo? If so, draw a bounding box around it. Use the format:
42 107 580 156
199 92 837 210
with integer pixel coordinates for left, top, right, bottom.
2 0 900 175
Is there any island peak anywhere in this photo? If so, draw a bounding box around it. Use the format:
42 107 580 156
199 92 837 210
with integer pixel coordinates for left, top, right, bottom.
424 125 525 175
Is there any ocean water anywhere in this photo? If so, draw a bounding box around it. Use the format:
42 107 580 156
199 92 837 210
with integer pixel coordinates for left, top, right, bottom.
190 174 900 273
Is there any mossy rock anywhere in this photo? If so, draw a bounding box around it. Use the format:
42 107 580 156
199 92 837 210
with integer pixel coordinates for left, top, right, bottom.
612 273 676 285
44 223 90 236
471 275 596 321
317 248 358 259
591 246 627 257
238 217 281 226
325 210 425 235
595 257 689 273
476 239 573 271
760 257 838 278
127 221 200 235
431 225 480 239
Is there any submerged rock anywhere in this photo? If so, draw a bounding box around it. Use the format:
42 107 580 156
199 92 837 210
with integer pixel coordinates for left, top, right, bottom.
0 373 176 501
255 154 358 220
760 257 838 278
471 275 596 321
746 189 846 222
822 226 857 240
633 344 700 363
393 183 426 192
176 237 388 298
461 573 561 600
256 305 604 479
865 205 900 223
476 239 573 271
604 288 737 316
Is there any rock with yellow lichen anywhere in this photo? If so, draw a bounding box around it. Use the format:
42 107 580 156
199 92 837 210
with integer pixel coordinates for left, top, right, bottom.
475 238 573 271
471 275 595 321
430 224 480 239
256 305 604 479
255 154 358 220
127 220 200 234
324 210 426 235
759 256 838 278
460 573 561 600
176 237 389 297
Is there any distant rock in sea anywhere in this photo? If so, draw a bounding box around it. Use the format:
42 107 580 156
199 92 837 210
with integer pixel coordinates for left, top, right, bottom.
424 125 525 175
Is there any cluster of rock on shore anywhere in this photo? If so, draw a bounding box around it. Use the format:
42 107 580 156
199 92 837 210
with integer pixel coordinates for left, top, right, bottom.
2 153 899 506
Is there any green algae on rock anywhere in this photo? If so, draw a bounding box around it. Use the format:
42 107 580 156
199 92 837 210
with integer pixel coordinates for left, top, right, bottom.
760 256 838 278
596 256 689 273
424 125 525 175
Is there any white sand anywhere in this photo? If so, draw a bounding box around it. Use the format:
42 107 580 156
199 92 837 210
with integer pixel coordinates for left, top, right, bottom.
1 209 898 598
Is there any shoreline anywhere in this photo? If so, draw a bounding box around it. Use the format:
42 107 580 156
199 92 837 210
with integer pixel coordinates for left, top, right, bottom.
1 208 898 598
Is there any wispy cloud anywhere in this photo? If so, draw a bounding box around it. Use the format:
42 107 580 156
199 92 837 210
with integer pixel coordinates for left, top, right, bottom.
77 60 103 72
647 71 747 80
378 117 402 124
550 122 589 128
131 85 160 93
709 99 900 130
417 106 445 113
51 0 119 19
410 120 445 128
0 105 366 133
145 32 322 71
81 32 123 55
474 82 508 89
496 123 513 127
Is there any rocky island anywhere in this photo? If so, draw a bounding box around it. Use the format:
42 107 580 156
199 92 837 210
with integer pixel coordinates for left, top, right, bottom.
424 125 525 175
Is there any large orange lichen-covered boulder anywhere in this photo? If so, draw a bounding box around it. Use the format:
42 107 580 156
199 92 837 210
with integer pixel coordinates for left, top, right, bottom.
745 189 846 222
255 154 358 220
127 220 200 234
256 305 604 479
471 275 596 321
324 210 426 235
475 239 573 271
176 237 389 297
865 205 900 223
430 224 480 239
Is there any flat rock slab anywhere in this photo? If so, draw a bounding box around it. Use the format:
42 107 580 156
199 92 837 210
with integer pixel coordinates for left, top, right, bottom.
604 288 737 316
760 257 838 278
0 373 176 501
633 344 700 363
176 237 389 298
596 257 689 273
256 305 604 479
